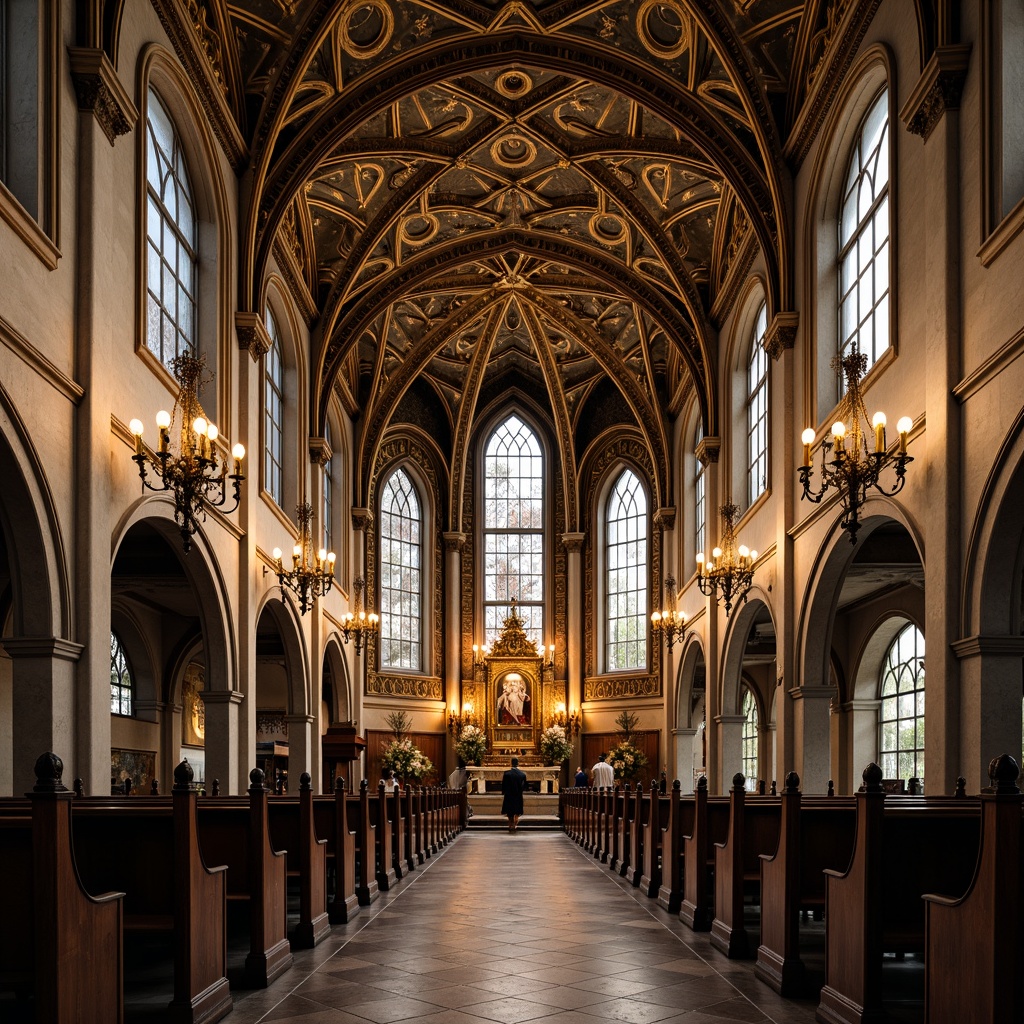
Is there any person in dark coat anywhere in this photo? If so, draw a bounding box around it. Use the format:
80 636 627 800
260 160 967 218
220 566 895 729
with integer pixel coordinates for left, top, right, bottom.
501 756 527 833
574 766 587 787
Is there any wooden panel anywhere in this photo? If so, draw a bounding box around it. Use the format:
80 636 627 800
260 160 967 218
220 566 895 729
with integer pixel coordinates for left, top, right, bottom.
366 731 445 787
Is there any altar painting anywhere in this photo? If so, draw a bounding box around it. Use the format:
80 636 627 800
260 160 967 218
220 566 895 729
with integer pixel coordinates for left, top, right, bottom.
496 672 531 726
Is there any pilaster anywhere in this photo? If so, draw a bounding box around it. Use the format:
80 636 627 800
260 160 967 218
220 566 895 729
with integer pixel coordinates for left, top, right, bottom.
561 532 585 729
202 690 244 794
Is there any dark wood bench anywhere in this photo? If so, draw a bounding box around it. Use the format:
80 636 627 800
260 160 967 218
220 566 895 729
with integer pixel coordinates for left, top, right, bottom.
71 758 232 1023
639 783 671 899
0 752 124 1024
368 784 397 891
267 771 330 948
755 773 857 996
312 778 360 923
624 783 647 888
711 774 781 958
195 769 292 987
923 754 1024 1023
680 778 730 931
657 781 695 915
816 763 981 1024
355 781 381 905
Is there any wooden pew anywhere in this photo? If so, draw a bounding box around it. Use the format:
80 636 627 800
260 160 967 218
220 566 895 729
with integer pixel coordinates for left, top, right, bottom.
596 786 614 863
356 781 381 905
755 774 857 995
401 784 419 872
625 783 647 888
710 773 781 958
267 771 330 948
387 786 405 881
923 753 1024 1023
72 758 232 1024
312 778 360 924
657 781 693 915
614 782 635 878
607 787 623 871
816 763 981 1024
0 752 123 1024
680 777 730 931
370 782 397 891
639 782 669 899
196 769 293 987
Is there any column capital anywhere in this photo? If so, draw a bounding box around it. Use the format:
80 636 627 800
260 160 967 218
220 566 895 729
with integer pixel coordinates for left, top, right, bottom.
654 507 676 531
787 685 836 702
284 714 315 726
951 635 1024 659
309 436 332 467
672 727 698 737
561 532 586 553
351 507 372 531
714 714 747 726
900 44 972 141
234 311 271 361
442 531 467 552
200 690 245 706
695 436 720 466
1 636 84 662
764 312 799 360
68 47 138 146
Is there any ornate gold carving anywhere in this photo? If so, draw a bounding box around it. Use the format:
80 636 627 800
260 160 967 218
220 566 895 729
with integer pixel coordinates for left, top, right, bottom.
764 312 799 360
351 507 372 531
495 70 533 98
900 45 972 142
442 531 466 552
185 0 227 95
68 48 138 146
488 601 540 658
339 1 395 60
806 0 853 91
584 675 661 701
561 532 585 554
367 674 443 699
635 0 691 61
695 435 721 467
235 311 271 361
654 507 676 532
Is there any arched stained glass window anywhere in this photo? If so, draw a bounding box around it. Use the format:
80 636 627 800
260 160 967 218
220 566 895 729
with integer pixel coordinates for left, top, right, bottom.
879 623 925 785
747 304 769 506
110 632 133 717
380 468 422 671
839 89 889 377
264 315 284 506
323 421 333 552
484 415 544 649
146 88 197 367
741 687 758 791
605 468 647 672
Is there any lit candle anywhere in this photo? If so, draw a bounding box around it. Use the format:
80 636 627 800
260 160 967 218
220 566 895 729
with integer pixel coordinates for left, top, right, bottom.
872 411 886 453
156 410 171 453
129 419 145 456
801 428 815 467
832 421 846 451
231 443 245 475
897 416 912 454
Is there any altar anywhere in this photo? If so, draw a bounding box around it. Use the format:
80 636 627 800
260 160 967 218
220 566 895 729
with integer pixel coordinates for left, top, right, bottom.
464 765 562 794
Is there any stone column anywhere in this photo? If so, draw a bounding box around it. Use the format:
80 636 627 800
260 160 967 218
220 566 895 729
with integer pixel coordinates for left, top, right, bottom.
654 506 677 774
561 532 586 730
4 638 83 795
901 46 971 793
202 690 244 794
672 727 697 793
285 713 314 782
350 508 372 716
716 714 746 783
443 532 466 750
696 436 721 791
789 685 833 793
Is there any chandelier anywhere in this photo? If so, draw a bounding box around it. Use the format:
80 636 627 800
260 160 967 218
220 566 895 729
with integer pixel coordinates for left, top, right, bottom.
697 503 757 617
799 348 913 544
650 573 686 648
271 502 335 614
129 354 245 553
340 577 379 655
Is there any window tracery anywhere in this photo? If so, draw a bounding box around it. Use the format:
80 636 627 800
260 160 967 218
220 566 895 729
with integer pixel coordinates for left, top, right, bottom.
380 467 422 672
605 468 647 672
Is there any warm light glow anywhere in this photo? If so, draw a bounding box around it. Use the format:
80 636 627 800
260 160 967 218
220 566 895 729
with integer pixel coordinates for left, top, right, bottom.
272 547 282 561
832 421 846 439
318 548 327 562
327 552 336 564
738 544 749 557
897 416 913 434
556 702 566 715
651 611 662 623
801 428 816 445
751 550 758 560
696 551 704 564
207 423 219 442
193 416 208 437
293 544 302 558
231 443 246 461
129 418 144 436
872 411 886 428
156 410 171 429
712 546 723 559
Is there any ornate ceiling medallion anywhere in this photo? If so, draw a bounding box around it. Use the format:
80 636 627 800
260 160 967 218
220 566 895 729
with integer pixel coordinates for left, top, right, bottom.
399 211 440 247
588 212 627 245
636 0 691 61
496 70 534 99
338 0 394 60
490 133 537 170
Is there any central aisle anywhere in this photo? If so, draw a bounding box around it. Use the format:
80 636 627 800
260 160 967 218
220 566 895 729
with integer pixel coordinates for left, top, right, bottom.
248 832 819 1024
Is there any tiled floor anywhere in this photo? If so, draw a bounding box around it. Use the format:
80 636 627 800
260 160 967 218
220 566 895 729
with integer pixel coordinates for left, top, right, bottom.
224 831 822 1024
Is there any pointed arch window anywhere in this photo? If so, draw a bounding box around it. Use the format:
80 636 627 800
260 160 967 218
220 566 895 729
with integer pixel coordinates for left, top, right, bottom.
747 304 769 506
380 468 422 671
110 632 134 717
264 315 284 506
605 468 647 672
879 623 925 785
323 420 333 552
839 89 889 377
695 421 706 562
146 88 197 367
741 687 758 790
483 415 544 649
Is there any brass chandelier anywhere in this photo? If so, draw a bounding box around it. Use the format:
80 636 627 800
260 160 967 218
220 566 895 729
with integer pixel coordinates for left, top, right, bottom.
697 503 757 617
340 577 379 655
129 354 245 553
799 348 913 544
271 502 335 615
650 573 687 648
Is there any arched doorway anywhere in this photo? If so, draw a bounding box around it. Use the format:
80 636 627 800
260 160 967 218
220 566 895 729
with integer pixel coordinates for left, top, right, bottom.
674 636 706 792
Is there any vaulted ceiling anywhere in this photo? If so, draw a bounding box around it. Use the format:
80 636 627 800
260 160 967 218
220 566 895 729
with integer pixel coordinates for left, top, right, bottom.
106 0 946 522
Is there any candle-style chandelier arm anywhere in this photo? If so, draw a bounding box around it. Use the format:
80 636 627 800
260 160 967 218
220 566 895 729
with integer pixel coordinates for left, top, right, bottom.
339 576 379 654
272 502 337 616
695 502 756 617
650 573 686 648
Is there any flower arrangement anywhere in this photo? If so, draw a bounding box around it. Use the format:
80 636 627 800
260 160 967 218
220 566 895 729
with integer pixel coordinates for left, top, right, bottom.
454 724 487 765
380 737 434 781
608 739 648 781
540 724 573 765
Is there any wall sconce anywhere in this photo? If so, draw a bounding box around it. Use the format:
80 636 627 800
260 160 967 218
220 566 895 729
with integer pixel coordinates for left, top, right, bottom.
651 573 687 647
567 708 581 737
553 702 567 727
472 642 490 678
271 501 335 614
448 701 474 736
340 577 379 655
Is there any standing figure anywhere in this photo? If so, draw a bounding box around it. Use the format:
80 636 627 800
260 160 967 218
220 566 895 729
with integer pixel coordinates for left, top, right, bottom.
501 756 527 833
591 752 615 789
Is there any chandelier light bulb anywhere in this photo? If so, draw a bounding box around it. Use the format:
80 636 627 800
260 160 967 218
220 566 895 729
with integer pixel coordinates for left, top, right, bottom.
897 416 913 434
129 418 144 436
292 544 302 558
651 611 662 623
193 416 207 437
801 428 816 445
231 443 245 461
318 548 327 562
207 423 219 442
712 546 723 559
738 544 749 557
872 411 886 427
327 551 336 564
751 550 758 560
832 421 846 439
272 547 282 561
156 410 171 429
696 551 704 565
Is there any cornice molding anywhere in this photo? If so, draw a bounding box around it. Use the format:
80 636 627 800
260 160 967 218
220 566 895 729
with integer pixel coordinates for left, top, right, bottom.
951 635 1024 659
1 636 84 661
442 531 466 552
271 236 318 328
561 531 585 553
900 44 972 141
67 47 138 146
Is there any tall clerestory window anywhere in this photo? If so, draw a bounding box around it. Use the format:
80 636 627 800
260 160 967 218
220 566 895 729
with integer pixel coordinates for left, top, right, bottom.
146 88 197 368
605 468 647 672
322 420 333 552
380 468 422 671
110 632 134 717
879 622 925 786
747 303 769 506
839 89 889 378
264 315 284 506
695 421 706 563
483 415 544 649
741 687 758 790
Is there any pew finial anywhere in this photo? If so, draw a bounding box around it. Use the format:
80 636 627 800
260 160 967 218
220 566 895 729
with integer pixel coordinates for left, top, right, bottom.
173 759 195 792
861 762 884 793
732 772 745 792
954 776 967 798
299 772 312 792
696 775 707 792
785 771 800 793
73 777 84 798
249 767 267 793
987 754 1021 795
672 779 681 792
334 775 346 793
33 751 68 793
827 779 835 797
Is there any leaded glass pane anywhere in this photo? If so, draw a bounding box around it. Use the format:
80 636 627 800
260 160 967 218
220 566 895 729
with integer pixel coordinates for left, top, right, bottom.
264 318 284 506
747 304 769 506
878 622 925 787
323 421 333 552
380 469 422 671
605 469 647 672
110 632 133 717
695 421 706 561
741 688 758 791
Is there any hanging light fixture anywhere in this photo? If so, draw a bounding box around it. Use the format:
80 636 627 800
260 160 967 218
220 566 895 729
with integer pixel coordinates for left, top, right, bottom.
340 577 379 655
271 502 336 615
129 354 245 554
799 348 913 544
651 573 687 648
697 503 756 617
